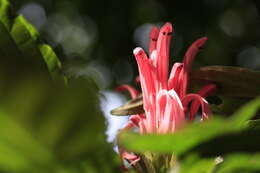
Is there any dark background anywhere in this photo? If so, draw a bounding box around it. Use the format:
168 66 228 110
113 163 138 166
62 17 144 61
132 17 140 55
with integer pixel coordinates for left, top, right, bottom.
11 0 260 88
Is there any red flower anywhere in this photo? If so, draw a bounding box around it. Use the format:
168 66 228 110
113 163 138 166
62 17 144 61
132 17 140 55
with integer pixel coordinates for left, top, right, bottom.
117 22 217 166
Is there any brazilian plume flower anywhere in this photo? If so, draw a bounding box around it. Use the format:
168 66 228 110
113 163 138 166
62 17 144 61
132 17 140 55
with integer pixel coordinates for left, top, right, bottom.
117 22 217 166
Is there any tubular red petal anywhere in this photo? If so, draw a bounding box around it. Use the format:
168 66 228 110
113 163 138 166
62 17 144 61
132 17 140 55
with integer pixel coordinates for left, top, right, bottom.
157 89 185 133
156 90 168 130
197 83 217 97
129 115 141 127
156 22 173 89
119 148 140 170
119 123 141 170
183 37 208 72
149 26 159 56
149 50 158 68
168 89 185 131
159 94 174 133
177 68 187 99
116 85 139 99
133 48 156 109
182 93 211 121
180 37 208 98
168 63 183 92
122 151 140 162
190 83 217 118
135 76 140 84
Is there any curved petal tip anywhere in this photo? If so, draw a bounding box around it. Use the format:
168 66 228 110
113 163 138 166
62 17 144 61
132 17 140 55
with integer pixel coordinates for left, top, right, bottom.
161 22 173 34
195 37 208 48
150 26 159 39
133 47 143 56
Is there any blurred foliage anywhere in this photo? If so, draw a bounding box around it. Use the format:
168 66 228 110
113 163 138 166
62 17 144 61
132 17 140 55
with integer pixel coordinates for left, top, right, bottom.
0 0 119 172
0 78 120 173
119 97 260 173
0 0 64 82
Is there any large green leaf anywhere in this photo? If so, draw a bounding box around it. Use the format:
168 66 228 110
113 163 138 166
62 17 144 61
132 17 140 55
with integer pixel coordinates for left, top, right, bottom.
39 44 67 83
0 73 119 172
118 97 260 155
118 118 232 154
0 1 119 171
0 111 56 172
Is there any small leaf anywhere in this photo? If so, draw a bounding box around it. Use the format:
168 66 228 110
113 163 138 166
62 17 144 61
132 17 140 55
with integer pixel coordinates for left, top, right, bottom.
0 0 12 30
10 15 43 65
39 44 67 83
110 95 143 115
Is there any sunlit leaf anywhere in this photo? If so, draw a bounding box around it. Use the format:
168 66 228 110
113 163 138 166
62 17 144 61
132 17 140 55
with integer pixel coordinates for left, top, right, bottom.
0 1 66 82
0 0 11 29
39 44 66 82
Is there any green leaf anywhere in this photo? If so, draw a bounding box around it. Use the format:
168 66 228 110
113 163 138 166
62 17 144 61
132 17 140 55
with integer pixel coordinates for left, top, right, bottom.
39 44 67 82
119 97 260 156
0 1 119 171
216 153 260 173
0 74 119 172
10 15 43 64
0 141 34 172
118 118 235 154
179 154 217 173
0 0 67 82
0 112 56 172
0 18 21 60
185 127 260 157
246 119 260 130
229 97 260 129
0 0 11 30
